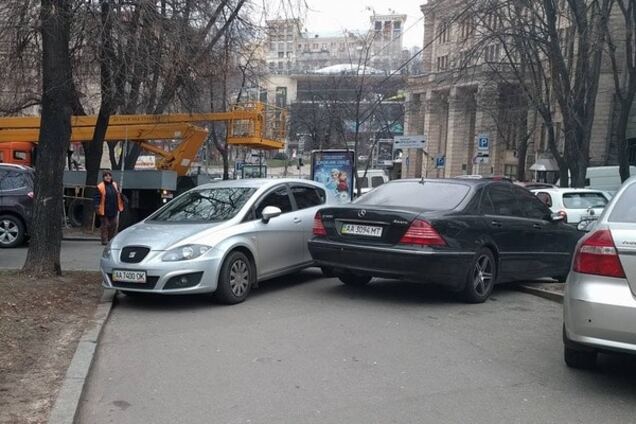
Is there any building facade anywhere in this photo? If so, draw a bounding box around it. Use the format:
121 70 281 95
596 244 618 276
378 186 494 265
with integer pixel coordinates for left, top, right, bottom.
403 0 636 181
265 14 408 75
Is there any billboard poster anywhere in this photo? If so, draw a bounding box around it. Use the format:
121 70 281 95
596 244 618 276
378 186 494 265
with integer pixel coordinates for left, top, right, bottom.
377 139 393 166
311 150 354 203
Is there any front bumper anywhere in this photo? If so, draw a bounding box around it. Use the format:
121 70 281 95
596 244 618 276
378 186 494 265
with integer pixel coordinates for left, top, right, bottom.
100 249 223 294
308 238 473 290
564 271 636 354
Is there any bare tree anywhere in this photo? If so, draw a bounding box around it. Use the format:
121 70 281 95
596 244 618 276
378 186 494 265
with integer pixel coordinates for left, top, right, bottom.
22 0 74 276
605 0 636 182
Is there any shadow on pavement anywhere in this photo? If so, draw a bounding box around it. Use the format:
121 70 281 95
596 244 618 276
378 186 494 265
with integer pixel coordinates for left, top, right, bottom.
114 268 325 311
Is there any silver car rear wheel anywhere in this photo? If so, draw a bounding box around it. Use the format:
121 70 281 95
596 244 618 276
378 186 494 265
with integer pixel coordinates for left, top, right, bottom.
215 251 253 305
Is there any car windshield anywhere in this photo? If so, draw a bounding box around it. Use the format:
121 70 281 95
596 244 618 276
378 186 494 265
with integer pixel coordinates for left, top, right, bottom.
609 184 636 223
562 192 608 209
150 187 256 223
355 181 470 210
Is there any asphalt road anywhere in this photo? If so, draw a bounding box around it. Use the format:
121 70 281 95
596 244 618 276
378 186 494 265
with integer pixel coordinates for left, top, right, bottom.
77 270 636 424
0 241 103 271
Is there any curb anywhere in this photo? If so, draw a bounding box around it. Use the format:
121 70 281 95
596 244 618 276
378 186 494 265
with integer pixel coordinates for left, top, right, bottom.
48 288 116 424
517 284 564 303
62 237 101 242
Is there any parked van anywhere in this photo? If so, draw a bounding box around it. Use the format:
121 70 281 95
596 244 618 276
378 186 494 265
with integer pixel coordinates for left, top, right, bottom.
357 169 389 194
557 166 636 194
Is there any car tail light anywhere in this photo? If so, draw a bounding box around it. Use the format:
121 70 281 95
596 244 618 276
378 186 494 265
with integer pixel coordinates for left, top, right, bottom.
313 212 327 236
27 191 34 199
573 229 625 278
399 219 446 247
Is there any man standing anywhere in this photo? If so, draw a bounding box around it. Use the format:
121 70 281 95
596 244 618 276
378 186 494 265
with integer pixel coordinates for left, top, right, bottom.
94 171 124 245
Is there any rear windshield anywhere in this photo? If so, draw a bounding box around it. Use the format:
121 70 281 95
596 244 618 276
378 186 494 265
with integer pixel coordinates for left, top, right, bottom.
355 181 470 210
150 187 256 223
609 184 636 223
562 192 608 209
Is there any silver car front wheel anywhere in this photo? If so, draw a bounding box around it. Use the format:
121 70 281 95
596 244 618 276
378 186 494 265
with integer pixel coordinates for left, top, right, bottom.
215 251 253 304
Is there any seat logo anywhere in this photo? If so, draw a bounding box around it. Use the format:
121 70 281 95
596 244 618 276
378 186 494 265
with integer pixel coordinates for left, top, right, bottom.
358 210 366 218
129 251 137 258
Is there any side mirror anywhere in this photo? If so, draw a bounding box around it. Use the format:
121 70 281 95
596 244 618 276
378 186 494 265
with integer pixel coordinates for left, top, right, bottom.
550 212 565 223
261 206 282 223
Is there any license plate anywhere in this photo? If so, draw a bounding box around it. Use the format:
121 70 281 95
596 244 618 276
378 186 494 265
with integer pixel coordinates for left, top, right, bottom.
341 223 383 237
112 270 147 283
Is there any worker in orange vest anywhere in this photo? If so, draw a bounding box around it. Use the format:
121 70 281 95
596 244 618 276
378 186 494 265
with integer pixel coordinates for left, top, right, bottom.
94 171 125 245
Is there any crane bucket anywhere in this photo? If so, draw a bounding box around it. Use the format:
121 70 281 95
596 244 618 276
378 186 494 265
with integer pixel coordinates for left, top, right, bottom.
227 103 286 150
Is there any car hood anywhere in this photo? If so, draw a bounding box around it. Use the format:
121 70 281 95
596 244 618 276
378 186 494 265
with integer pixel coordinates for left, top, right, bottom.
110 221 227 251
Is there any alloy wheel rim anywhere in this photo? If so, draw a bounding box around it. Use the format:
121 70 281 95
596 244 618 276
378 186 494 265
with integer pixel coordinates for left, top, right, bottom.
229 259 250 296
0 220 18 245
473 255 493 296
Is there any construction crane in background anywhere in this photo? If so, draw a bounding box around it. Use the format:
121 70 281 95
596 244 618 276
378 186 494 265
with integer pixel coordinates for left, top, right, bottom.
0 102 286 176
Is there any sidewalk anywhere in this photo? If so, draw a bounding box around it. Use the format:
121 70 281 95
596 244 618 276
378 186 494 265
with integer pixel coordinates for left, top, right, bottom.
63 227 100 241
517 281 565 303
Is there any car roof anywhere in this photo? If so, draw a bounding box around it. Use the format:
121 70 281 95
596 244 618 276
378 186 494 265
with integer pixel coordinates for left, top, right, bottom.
0 164 34 172
395 178 493 188
195 178 323 190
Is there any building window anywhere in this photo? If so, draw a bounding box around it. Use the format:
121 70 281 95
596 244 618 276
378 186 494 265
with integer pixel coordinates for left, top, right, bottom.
436 55 449 71
460 18 474 40
504 165 518 179
485 14 500 31
278 42 285 51
438 22 450 43
484 44 500 62
278 52 284 58
375 21 382 31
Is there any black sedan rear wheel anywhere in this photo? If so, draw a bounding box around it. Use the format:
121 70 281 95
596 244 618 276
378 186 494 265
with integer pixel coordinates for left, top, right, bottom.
462 248 496 303
338 273 372 286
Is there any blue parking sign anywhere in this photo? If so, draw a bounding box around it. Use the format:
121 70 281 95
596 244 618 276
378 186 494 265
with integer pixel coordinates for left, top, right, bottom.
479 137 489 149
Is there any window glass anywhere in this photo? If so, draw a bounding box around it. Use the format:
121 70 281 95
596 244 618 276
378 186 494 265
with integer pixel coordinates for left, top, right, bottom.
609 184 636 223
255 186 293 218
562 192 608 209
358 176 369 188
356 181 470 210
515 188 551 220
150 187 255 223
536 192 552 207
13 151 27 160
291 185 324 209
0 171 29 191
371 176 385 188
484 185 517 216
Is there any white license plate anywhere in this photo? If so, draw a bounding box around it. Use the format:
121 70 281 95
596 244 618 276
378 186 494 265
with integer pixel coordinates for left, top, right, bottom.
341 223 383 237
112 270 147 283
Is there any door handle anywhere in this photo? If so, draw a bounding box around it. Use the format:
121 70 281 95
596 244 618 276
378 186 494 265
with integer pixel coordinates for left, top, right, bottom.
293 217 302 224
533 224 543 230
490 220 502 228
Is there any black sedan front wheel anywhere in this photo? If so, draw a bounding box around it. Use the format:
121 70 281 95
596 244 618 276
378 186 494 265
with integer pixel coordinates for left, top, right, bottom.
462 248 496 303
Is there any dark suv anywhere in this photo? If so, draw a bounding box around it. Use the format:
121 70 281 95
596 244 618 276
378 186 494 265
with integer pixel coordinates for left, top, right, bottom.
0 164 34 247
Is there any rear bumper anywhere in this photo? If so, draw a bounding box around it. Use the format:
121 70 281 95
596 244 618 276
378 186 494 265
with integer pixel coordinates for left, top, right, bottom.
564 271 636 355
308 238 473 290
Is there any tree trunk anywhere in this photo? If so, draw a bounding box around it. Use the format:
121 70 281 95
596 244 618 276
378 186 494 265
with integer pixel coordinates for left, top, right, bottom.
23 0 74 276
616 100 633 182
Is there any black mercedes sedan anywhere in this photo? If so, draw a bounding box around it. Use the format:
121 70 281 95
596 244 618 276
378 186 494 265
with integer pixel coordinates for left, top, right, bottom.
308 178 582 303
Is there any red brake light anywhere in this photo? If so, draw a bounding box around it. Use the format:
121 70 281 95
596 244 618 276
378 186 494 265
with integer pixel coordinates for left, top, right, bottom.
399 219 446 247
573 229 625 278
313 212 327 236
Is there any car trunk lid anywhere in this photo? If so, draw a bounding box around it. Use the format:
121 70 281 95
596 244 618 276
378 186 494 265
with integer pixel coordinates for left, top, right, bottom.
611 225 636 294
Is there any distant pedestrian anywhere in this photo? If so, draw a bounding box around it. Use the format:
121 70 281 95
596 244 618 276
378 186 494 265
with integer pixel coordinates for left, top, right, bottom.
94 171 124 245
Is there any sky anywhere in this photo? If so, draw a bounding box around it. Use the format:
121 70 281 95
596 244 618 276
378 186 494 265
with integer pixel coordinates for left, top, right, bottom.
269 0 425 49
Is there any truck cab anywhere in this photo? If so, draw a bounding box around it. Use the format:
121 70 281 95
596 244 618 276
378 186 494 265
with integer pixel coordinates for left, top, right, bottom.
0 142 34 167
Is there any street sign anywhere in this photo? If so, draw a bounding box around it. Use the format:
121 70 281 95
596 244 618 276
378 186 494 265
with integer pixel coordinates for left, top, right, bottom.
477 134 489 152
394 135 427 150
435 155 446 169
473 152 490 164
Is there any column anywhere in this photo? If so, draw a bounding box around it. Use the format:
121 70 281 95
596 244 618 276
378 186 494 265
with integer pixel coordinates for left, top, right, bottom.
474 83 499 175
423 90 444 178
444 87 471 177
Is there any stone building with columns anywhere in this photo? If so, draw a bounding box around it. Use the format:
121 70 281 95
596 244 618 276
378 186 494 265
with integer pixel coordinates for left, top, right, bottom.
403 0 636 181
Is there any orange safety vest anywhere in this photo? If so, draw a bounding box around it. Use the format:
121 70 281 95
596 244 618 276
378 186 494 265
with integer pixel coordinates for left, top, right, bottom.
97 181 125 216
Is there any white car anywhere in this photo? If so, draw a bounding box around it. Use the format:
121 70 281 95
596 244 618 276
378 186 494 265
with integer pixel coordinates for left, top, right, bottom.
531 188 610 225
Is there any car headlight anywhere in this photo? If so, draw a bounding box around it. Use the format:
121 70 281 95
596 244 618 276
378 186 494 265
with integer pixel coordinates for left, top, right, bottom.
102 244 112 259
162 244 211 262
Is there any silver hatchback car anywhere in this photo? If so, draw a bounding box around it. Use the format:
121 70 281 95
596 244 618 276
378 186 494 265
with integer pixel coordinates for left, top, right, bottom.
100 179 333 304
564 176 636 368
